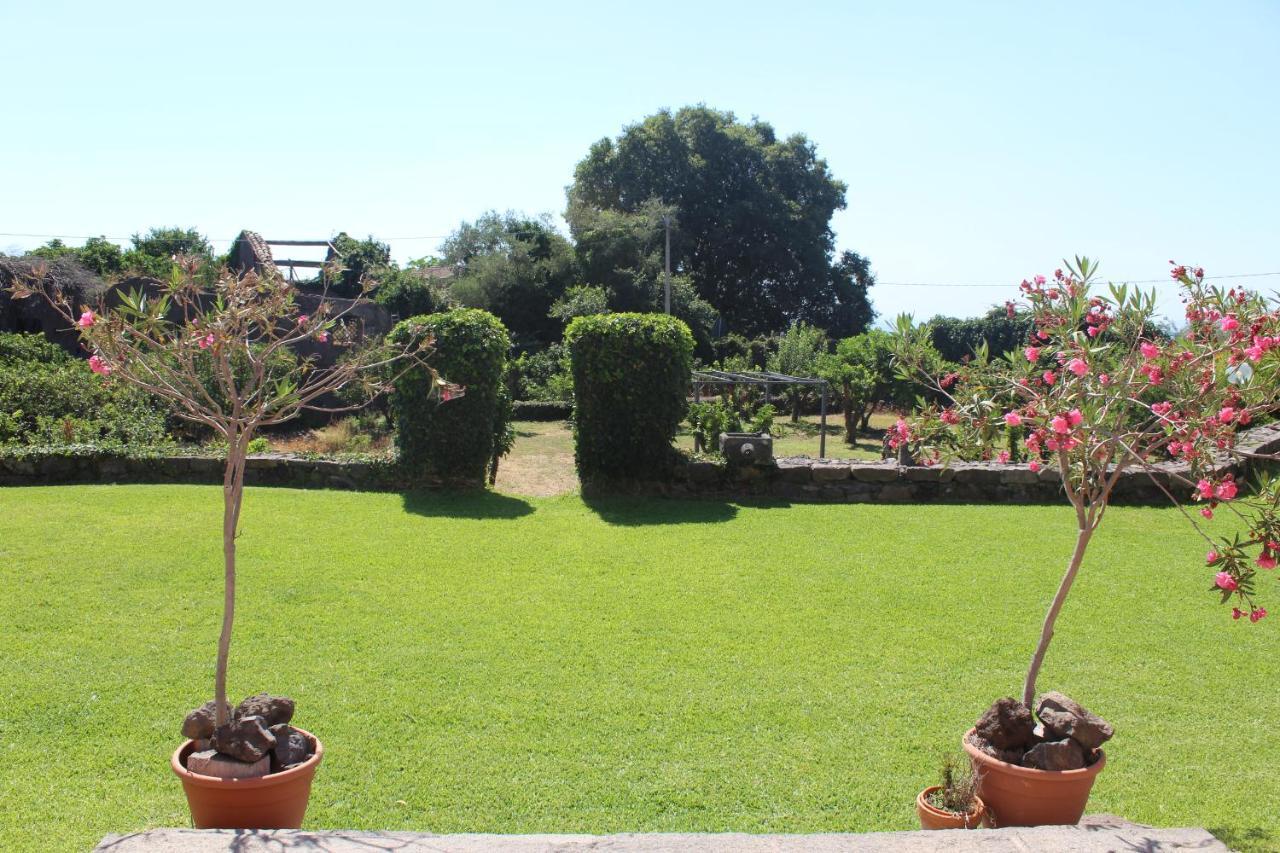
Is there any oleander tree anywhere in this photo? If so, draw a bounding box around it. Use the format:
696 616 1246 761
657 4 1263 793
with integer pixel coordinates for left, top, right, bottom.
891 258 1280 706
10 259 444 727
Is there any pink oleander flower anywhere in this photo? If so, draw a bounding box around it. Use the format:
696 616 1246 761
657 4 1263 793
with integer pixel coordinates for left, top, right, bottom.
1087 326 1100 337
1051 415 1070 434
1152 401 1173 417
1067 408 1082 427
297 314 309 325
1196 479 1214 500
88 354 111 376
1201 507 1214 519
1218 407 1236 424
197 333 214 349
1042 370 1057 386
78 310 95 328
1216 479 1238 501
1233 607 1244 620
1098 373 1110 385
316 330 329 343
1257 550 1277 570
1251 607 1268 623
1067 358 1088 377
1028 460 1041 473
1004 412 1022 427
1024 346 1040 362
1215 571 1237 591
1033 274 1046 286
998 450 1011 464
1221 315 1239 331
1140 341 1160 359
1206 550 1220 564
940 408 960 425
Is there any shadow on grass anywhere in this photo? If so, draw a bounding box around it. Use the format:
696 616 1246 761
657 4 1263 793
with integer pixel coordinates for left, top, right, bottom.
1207 826 1276 852
583 495 739 525
400 489 535 520
582 495 797 526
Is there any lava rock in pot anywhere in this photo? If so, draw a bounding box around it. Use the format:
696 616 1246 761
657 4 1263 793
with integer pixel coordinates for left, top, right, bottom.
1023 738 1086 771
187 748 270 780
211 714 277 762
974 697 1036 750
969 732 1025 765
1036 691 1115 751
236 693 295 728
181 700 234 740
269 724 312 771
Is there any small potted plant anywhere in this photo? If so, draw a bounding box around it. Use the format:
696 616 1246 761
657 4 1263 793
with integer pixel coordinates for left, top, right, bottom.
893 258 1280 825
917 756 986 830
12 259 440 828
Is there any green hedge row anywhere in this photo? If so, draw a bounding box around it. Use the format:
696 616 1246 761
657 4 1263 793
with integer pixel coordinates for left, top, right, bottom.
565 313 694 482
389 308 510 486
512 400 572 421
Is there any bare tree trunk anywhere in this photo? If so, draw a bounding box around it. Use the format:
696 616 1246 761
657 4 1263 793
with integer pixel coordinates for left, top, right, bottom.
213 432 249 728
1022 523 1094 708
842 399 856 444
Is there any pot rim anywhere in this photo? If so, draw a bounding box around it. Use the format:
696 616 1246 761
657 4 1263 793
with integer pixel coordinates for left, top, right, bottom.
916 785 985 819
963 727 1106 779
171 726 323 790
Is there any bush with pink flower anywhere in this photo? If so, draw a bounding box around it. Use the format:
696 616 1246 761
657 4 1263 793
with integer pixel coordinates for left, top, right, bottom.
892 257 1280 707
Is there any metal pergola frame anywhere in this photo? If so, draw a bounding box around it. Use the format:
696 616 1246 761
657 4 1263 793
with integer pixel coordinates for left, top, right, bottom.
691 370 831 458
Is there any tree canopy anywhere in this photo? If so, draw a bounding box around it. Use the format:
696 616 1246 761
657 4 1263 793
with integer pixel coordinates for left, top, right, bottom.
441 212 576 348
567 106 874 338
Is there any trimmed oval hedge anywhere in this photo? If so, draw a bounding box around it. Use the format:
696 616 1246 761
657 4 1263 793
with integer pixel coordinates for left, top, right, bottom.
565 313 693 482
389 308 510 486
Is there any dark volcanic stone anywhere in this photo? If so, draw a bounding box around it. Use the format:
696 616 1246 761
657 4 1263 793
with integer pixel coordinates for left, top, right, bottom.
1023 738 1086 771
968 732 1024 765
1037 691 1115 751
181 700 233 740
269 724 312 771
236 693 295 727
211 714 277 762
974 697 1036 750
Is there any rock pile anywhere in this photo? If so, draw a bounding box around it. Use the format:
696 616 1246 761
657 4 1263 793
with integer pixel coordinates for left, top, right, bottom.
181 693 313 780
969 693 1113 771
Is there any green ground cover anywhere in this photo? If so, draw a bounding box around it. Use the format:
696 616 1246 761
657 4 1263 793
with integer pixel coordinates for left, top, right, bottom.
0 485 1274 851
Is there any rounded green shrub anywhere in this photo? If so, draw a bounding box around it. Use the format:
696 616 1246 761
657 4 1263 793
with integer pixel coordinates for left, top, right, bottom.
565 312 694 482
389 308 510 486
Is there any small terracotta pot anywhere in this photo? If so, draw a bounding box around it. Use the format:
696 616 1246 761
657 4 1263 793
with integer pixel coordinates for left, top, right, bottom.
171 728 323 829
916 785 987 829
963 727 1105 827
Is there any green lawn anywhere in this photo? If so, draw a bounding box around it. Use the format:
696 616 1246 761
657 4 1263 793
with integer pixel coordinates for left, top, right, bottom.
0 486 1274 851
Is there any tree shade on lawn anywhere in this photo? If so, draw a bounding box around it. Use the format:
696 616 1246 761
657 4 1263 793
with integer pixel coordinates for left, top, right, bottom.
0 486 1274 852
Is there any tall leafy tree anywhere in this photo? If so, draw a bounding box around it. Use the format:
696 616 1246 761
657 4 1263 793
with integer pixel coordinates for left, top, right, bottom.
441 212 576 348
767 321 827 421
568 106 874 337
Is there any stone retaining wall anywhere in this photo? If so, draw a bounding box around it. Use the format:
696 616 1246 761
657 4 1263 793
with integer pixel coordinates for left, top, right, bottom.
5 424 1280 504
0 450 413 491
651 422 1280 505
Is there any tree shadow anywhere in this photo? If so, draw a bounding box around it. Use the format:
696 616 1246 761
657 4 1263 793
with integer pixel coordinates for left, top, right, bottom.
582 495 796 525
1207 825 1276 852
400 489 535 520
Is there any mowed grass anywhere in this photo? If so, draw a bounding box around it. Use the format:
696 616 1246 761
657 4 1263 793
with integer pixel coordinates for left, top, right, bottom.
0 486 1275 851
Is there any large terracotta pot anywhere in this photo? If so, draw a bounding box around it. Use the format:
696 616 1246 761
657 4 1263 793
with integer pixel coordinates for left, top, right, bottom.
916 785 987 829
171 728 323 829
963 727 1105 826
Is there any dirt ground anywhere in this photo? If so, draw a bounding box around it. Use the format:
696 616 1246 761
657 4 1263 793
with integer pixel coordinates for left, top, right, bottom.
493 420 579 497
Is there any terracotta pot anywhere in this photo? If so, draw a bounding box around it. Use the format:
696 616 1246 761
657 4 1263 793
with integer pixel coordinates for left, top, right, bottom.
916 785 987 829
963 727 1105 826
171 728 323 829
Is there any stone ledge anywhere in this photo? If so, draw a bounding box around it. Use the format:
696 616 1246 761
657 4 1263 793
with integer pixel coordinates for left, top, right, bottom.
95 822 1228 852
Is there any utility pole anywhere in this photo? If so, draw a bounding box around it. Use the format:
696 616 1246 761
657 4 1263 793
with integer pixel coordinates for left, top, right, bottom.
663 214 672 314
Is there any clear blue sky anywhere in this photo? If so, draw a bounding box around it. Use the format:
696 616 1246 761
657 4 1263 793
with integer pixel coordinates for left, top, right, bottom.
3 0 1277 323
